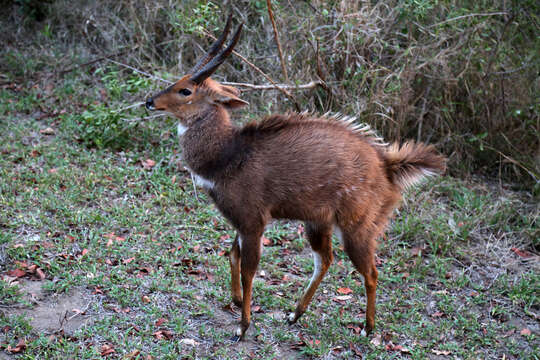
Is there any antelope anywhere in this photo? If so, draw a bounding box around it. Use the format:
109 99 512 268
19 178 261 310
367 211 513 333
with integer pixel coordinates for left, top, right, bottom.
145 15 446 340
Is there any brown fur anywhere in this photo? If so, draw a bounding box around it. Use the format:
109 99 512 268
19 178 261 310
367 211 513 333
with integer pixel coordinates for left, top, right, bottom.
146 48 446 341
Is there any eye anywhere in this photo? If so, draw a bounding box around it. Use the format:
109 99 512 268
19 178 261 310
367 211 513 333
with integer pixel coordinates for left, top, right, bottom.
179 88 192 96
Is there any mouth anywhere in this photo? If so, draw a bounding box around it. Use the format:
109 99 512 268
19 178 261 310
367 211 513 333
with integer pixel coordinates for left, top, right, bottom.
145 98 156 111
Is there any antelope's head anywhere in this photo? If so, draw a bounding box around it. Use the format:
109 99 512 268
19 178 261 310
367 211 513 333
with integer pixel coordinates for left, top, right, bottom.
145 15 248 124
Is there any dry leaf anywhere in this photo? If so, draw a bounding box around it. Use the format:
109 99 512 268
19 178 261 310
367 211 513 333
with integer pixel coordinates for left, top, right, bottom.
431 349 451 355
510 247 534 258
141 295 151 303
155 318 167 327
36 268 46 280
337 287 353 295
100 344 115 356
7 339 26 353
7 269 26 278
370 333 382 346
262 236 272 246
520 328 532 336
141 159 156 170
81 248 89 256
123 257 135 265
179 338 199 346
40 127 55 135
123 349 141 359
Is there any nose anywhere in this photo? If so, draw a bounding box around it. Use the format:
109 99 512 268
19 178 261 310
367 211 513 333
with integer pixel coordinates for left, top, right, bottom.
145 98 155 110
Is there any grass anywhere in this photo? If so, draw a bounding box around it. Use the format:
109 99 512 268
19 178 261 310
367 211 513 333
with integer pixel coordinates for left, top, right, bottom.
0 65 538 359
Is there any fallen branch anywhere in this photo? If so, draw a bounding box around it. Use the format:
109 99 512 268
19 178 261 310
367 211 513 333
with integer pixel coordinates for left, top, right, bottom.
221 81 324 91
57 47 137 76
428 12 507 28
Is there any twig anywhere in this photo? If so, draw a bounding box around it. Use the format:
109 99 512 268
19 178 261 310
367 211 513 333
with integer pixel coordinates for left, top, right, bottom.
428 12 507 28
482 144 539 182
114 102 145 113
201 30 300 111
105 59 172 84
266 0 288 82
221 81 323 91
57 47 136 76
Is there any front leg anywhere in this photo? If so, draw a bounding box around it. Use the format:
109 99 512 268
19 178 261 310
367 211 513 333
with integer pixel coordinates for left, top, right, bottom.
229 234 242 306
233 232 262 340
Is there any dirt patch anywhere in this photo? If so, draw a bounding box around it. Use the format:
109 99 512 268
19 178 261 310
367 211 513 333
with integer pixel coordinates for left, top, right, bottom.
11 281 96 336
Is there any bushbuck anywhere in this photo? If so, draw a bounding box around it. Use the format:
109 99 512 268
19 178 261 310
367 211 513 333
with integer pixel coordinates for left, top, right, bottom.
145 15 446 340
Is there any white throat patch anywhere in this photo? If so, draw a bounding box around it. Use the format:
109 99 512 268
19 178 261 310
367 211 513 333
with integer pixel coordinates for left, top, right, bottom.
177 123 189 137
193 174 215 190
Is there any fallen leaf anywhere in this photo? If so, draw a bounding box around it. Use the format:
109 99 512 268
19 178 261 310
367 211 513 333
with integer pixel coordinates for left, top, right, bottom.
141 159 156 170
153 330 174 340
370 333 382 346
510 247 534 258
7 269 26 278
141 295 151 303
431 311 445 318
81 248 89 256
179 338 199 346
333 295 352 302
106 238 113 247
520 328 532 336
13 243 25 249
222 303 237 314
124 349 141 359
48 168 58 174
252 305 262 313
39 127 55 135
337 287 353 295
7 339 26 353
100 344 115 356
155 318 167 327
36 268 46 280
431 349 451 355
123 257 135 265
262 236 272 246
410 246 424 256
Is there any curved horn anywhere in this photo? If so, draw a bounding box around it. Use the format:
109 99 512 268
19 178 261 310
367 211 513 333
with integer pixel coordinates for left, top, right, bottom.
190 23 243 84
190 13 233 75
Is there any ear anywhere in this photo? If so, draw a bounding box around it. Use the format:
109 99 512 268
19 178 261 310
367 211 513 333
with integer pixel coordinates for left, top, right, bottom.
215 94 249 109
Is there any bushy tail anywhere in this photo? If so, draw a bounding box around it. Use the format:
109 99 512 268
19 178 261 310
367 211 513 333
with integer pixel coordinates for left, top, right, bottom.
383 141 446 189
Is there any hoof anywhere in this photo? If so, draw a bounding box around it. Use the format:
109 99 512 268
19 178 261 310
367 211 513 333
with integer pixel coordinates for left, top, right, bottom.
287 312 299 324
232 298 243 307
230 326 244 342
230 334 242 342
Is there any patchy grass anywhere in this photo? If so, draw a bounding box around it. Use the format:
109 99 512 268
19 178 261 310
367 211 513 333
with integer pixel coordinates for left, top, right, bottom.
0 68 538 359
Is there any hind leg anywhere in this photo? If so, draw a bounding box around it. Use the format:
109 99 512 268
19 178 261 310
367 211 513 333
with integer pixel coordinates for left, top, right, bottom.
229 234 242 306
288 222 333 324
339 224 379 335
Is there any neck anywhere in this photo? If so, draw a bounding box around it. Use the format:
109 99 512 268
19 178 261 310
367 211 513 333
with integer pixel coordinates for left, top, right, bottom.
181 105 237 180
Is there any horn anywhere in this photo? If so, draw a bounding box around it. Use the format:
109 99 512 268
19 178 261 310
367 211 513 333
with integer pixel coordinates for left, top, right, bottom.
190 13 233 75
190 23 243 84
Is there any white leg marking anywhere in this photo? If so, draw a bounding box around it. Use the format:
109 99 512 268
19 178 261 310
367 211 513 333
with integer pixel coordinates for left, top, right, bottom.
177 123 189 136
361 329 367 337
235 327 242 336
334 226 344 245
288 312 296 322
307 251 323 289
238 236 242 251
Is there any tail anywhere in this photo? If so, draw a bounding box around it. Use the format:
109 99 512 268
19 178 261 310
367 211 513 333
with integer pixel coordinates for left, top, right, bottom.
383 141 446 190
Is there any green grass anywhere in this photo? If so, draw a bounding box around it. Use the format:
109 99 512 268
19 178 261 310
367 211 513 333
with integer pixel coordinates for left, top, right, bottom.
0 65 538 359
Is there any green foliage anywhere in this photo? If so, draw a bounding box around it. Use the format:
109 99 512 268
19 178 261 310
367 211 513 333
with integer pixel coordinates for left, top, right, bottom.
68 104 131 149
